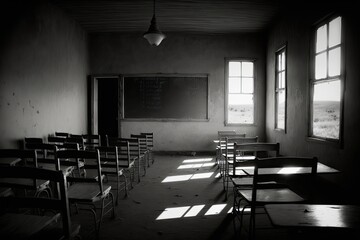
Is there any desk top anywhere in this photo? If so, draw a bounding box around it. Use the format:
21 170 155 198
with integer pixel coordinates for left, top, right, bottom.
0 158 22 166
0 213 60 239
265 204 360 229
243 162 339 175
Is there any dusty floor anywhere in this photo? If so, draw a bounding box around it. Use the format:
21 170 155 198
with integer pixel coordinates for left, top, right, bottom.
71 154 354 240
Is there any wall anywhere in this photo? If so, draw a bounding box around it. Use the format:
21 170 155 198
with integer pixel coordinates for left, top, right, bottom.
0 1 89 148
90 33 266 151
266 8 360 195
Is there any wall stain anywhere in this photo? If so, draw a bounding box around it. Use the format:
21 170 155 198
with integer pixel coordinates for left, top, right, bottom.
37 110 40 114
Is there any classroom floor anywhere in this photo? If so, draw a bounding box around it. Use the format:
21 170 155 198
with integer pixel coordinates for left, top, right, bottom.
70 154 351 240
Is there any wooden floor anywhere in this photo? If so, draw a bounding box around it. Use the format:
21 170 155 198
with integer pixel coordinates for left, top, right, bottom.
71 154 356 240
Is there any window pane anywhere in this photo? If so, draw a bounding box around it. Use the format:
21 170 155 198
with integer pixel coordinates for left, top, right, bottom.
328 47 341 77
242 62 253 77
315 52 327 79
228 94 253 124
276 90 286 129
281 52 286 70
241 77 253 93
281 72 286 88
316 24 327 53
329 17 341 48
276 72 281 89
277 54 282 72
312 80 340 139
229 77 241 93
229 62 241 76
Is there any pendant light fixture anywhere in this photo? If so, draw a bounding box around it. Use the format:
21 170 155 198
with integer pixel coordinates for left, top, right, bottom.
143 0 166 46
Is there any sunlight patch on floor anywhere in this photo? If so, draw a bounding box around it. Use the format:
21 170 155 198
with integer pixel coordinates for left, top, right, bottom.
162 172 214 183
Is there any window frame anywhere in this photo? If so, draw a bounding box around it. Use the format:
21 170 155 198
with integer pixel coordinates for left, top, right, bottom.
308 14 345 145
274 45 287 133
224 58 256 126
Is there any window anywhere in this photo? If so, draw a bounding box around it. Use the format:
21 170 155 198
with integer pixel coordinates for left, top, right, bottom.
275 46 287 131
225 59 254 124
310 16 343 141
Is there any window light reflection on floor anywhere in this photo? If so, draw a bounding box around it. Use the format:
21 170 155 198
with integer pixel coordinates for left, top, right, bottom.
156 206 191 220
156 204 230 220
177 162 215 169
162 172 214 183
184 205 206 217
182 158 213 163
204 204 227 216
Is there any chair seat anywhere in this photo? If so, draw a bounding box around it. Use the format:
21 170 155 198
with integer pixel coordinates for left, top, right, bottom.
101 167 124 175
39 163 74 176
0 178 50 190
237 188 305 203
68 183 111 202
231 177 254 186
225 155 256 163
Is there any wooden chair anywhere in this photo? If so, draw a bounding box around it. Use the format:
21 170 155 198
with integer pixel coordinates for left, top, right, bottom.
106 136 136 188
25 143 74 177
0 149 51 198
233 156 318 239
229 142 280 196
141 132 154 165
96 146 128 205
0 166 81 240
24 137 43 149
222 136 258 199
55 132 70 137
48 136 67 146
216 132 246 172
82 134 101 150
56 149 115 239
66 135 85 150
131 134 149 173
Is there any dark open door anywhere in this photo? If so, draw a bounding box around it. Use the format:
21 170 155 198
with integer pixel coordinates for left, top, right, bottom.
97 77 119 138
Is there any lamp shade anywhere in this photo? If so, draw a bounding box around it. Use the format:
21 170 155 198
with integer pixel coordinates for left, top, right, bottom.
143 15 166 46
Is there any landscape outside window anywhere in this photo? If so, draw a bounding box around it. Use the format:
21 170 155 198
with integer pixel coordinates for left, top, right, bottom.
227 60 254 124
311 16 342 140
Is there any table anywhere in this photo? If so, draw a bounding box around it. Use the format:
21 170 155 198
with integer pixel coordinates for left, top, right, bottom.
265 204 360 229
0 213 60 239
242 162 339 175
0 157 22 166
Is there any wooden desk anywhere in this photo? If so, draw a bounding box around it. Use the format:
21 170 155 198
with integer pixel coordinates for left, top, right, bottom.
0 158 22 166
243 162 339 175
265 204 360 229
0 213 60 240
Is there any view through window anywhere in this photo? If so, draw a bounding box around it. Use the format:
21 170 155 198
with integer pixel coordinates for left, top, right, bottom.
311 16 342 140
226 60 254 124
275 47 286 130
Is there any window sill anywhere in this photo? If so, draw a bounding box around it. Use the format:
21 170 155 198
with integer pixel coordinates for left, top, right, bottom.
306 136 341 148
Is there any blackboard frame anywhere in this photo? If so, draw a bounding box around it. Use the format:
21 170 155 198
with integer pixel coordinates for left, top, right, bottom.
120 74 209 121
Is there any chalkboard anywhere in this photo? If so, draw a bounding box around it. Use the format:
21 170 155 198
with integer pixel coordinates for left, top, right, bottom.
122 74 209 120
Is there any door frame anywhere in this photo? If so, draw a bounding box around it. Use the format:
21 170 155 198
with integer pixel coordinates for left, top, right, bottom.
89 75 121 136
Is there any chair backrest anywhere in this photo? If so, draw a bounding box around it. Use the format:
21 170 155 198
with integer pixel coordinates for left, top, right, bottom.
56 149 104 194
0 166 72 239
251 156 318 202
0 149 38 167
120 137 140 159
25 142 58 164
48 136 67 145
65 136 85 150
225 136 258 157
96 146 120 173
233 142 279 157
55 132 70 137
130 134 148 155
82 134 101 150
106 136 131 167
140 132 154 150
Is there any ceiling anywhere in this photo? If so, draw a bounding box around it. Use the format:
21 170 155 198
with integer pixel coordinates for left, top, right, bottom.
52 0 284 34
